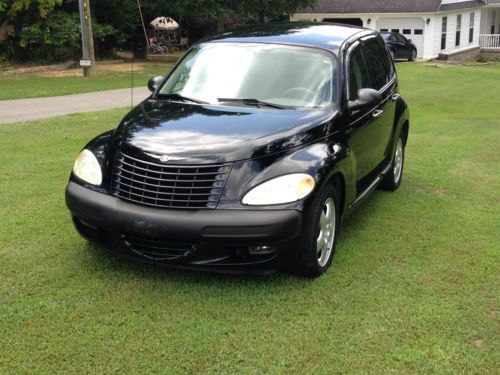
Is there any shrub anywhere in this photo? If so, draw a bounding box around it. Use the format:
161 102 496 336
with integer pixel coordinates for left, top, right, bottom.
18 11 117 62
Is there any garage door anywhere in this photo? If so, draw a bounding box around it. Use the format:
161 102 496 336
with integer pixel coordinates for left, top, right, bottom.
378 18 425 58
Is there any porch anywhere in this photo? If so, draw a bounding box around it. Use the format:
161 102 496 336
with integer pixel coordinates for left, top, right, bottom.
479 34 500 49
480 5 500 49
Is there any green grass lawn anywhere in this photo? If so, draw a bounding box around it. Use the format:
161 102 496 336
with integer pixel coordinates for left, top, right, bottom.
0 64 170 100
0 63 499 374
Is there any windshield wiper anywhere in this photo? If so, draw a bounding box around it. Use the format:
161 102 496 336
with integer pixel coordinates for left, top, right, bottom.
217 98 292 110
157 92 208 104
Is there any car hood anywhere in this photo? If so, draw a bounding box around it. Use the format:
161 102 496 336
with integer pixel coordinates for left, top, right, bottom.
113 99 338 164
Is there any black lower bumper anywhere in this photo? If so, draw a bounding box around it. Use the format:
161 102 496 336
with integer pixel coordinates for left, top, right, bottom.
66 182 303 273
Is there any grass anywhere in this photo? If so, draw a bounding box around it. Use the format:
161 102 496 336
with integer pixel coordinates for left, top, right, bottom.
0 63 170 100
0 63 499 374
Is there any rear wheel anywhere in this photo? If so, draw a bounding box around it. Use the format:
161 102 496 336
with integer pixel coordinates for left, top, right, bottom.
293 184 340 278
380 135 405 191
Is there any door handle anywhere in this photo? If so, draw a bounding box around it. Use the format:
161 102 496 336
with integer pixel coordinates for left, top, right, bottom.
373 110 384 119
392 93 401 101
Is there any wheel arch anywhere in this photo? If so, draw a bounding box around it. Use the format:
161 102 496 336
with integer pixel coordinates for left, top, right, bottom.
327 172 346 215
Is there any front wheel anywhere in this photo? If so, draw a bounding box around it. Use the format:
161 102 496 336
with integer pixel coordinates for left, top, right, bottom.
408 49 417 62
380 135 405 191
293 184 340 278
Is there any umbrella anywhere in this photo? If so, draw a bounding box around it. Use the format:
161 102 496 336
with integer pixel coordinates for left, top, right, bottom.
150 17 179 31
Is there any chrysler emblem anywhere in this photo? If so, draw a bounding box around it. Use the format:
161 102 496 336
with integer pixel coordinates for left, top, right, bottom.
145 152 186 162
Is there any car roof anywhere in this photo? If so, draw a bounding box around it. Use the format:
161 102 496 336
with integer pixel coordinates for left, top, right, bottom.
203 22 370 54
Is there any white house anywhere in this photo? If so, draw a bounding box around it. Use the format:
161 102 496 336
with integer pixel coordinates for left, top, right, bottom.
291 0 500 60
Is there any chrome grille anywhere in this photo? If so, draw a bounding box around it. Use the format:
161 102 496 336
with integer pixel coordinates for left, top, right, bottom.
122 234 197 260
113 152 232 209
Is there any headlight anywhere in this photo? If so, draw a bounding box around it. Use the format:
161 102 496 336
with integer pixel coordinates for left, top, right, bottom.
242 173 315 206
73 149 102 186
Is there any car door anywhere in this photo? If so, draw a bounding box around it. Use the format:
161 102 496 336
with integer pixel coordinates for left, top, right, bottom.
345 36 397 190
396 33 412 59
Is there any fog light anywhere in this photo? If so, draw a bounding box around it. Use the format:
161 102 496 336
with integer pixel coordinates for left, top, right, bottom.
249 245 276 255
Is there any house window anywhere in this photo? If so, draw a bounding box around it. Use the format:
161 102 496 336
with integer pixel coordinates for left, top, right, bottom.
456 15 462 46
441 17 447 50
403 29 411 35
414 29 423 35
391 29 400 33
469 13 475 43
492 25 495 34
380 29 388 32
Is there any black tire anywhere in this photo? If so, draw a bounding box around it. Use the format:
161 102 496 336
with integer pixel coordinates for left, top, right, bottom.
292 184 340 278
380 135 405 191
408 49 417 62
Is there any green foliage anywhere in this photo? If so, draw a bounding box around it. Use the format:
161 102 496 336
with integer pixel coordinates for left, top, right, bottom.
20 11 80 49
17 11 117 61
2 0 317 61
1 0 63 18
234 0 316 19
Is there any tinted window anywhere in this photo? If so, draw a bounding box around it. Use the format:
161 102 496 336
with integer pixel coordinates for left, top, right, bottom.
362 38 391 90
375 37 394 79
396 34 407 43
348 45 371 100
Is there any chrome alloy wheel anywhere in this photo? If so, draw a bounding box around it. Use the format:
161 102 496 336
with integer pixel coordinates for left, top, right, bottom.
394 138 404 184
317 197 336 267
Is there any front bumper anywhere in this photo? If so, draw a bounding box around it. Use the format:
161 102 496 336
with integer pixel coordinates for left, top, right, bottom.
66 182 303 273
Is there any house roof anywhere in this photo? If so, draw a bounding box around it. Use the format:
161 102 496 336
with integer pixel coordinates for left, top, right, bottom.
440 0 485 11
298 0 486 14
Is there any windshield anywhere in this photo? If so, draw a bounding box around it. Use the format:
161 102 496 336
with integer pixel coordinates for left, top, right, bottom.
159 43 337 109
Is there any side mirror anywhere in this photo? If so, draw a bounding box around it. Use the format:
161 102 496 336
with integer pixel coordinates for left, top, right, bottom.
148 76 164 93
348 88 382 113
407 39 412 43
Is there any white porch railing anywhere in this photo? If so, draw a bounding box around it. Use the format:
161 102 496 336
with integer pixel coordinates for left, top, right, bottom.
479 34 500 49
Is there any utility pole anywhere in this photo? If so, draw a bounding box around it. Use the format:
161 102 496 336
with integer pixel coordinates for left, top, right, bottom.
78 0 96 77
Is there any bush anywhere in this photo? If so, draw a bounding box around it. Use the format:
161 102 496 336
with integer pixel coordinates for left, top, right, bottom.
476 52 489 63
17 11 117 62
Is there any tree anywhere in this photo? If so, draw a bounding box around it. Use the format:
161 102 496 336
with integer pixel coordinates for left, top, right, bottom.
0 0 63 19
1 0 317 61
232 0 316 22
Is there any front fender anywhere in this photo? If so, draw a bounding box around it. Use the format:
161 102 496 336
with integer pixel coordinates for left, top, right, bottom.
218 140 354 211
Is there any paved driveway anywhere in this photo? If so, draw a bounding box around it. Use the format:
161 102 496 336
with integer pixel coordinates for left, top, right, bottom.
0 87 150 125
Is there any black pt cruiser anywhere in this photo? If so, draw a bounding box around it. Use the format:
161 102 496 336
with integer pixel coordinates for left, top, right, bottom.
66 22 410 278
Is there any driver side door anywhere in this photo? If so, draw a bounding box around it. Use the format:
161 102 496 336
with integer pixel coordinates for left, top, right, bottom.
345 37 397 191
